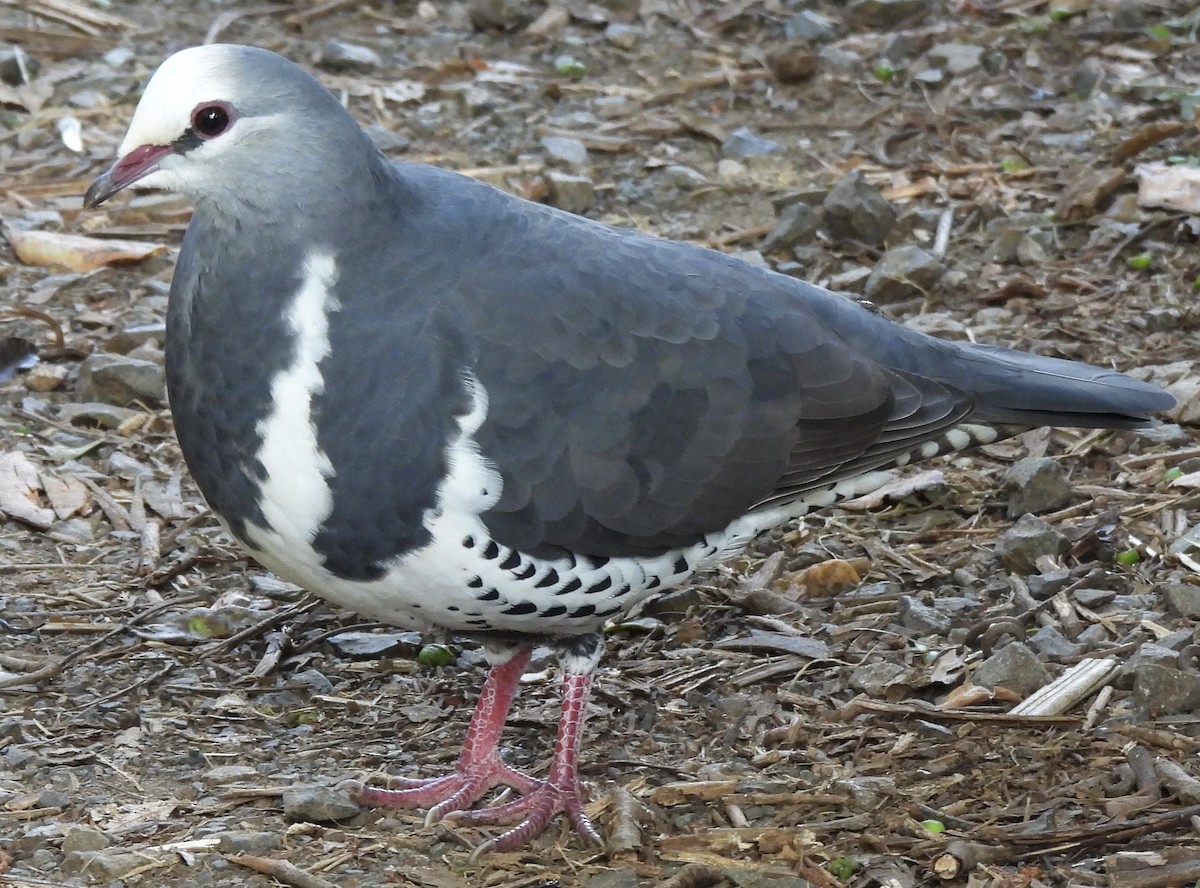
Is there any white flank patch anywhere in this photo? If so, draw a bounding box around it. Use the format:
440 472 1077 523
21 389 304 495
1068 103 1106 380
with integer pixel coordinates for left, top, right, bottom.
245 251 339 577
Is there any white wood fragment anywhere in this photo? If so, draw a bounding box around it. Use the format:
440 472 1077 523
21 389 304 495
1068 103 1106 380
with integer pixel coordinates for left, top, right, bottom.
1011 657 1118 717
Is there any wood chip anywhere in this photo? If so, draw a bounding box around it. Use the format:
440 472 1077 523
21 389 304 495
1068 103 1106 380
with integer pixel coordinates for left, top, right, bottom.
0 452 53 529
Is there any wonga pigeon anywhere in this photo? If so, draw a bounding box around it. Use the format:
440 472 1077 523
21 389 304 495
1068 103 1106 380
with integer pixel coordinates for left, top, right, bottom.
84 44 1174 855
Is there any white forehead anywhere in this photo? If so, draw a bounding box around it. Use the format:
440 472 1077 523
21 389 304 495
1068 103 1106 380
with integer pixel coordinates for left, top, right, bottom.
118 45 247 155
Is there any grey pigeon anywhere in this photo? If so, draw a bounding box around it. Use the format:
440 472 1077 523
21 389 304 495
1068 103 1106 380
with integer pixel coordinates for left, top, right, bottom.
84 45 1174 854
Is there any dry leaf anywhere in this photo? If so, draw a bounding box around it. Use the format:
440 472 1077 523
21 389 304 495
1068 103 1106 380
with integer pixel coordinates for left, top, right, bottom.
2 225 167 273
1135 161 1200 213
0 452 53 529
793 558 862 596
40 472 91 520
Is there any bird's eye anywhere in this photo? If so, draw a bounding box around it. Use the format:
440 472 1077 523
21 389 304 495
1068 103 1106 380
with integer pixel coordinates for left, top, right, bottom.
191 103 233 138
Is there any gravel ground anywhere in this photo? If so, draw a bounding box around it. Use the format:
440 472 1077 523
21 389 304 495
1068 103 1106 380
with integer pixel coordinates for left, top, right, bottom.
2 1 1199 886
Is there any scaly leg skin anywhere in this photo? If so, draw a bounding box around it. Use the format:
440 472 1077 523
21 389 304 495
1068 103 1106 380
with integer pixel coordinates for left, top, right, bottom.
448 666 603 859
342 644 541 822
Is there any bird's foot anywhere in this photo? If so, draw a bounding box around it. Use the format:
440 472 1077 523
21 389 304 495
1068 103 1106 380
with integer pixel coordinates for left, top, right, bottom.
341 755 542 824
444 772 602 859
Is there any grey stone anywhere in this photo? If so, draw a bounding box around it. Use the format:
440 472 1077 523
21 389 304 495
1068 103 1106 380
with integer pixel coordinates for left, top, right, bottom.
818 45 863 73
604 23 640 50
1026 625 1084 659
1005 457 1074 517
29 849 60 871
928 42 984 75
540 136 589 168
721 127 782 159
848 0 927 27
583 867 640 888
1163 583 1200 618
1168 524 1200 557
62 849 144 878
663 164 708 189
1073 587 1115 608
202 764 259 785
364 123 410 153
1016 234 1049 266
1132 664 1200 717
733 250 770 270
58 401 140 430
849 659 908 695
546 171 596 214
37 788 69 808
897 595 952 635
75 353 164 407
469 0 535 30
215 830 282 854
972 642 1050 696
761 202 819 252
1116 642 1180 690
993 514 1069 574
1136 423 1189 446
313 41 381 73
282 785 361 822
62 826 110 854
784 10 839 43
863 245 945 302
293 668 335 694
822 170 897 246
102 46 134 68
328 629 423 658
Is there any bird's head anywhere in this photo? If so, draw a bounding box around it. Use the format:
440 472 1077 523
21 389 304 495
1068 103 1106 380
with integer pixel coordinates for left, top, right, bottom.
84 44 370 211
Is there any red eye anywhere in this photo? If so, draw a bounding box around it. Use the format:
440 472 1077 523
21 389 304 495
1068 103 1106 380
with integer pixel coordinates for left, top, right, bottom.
191 102 233 138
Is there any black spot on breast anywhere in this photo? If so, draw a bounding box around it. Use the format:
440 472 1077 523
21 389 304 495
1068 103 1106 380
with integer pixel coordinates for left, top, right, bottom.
612 584 631 598
448 605 460 612
596 605 623 618
672 557 689 574
467 576 483 588
503 601 537 615
587 555 610 569
478 588 500 601
569 604 596 618
463 536 475 549
513 563 537 580
585 576 613 595
535 569 560 588
541 604 568 617
646 577 661 589
498 551 521 571
482 541 500 560
556 577 583 596
467 618 490 627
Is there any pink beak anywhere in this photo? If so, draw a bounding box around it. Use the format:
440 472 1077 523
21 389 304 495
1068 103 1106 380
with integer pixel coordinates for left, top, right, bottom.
83 143 174 208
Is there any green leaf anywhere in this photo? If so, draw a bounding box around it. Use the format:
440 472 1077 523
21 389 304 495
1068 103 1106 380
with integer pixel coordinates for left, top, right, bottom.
554 55 586 77
827 857 856 879
921 818 946 834
418 643 454 667
1115 549 1141 566
1128 255 1153 271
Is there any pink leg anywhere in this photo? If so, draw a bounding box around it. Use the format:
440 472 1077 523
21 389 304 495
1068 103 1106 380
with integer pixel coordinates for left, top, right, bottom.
343 645 541 822
447 668 603 857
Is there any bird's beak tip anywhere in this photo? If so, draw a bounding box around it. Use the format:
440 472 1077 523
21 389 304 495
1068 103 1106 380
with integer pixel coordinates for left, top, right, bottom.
83 170 115 209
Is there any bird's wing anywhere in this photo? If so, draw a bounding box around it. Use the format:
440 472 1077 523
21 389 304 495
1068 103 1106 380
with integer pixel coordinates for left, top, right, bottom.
428 176 975 557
